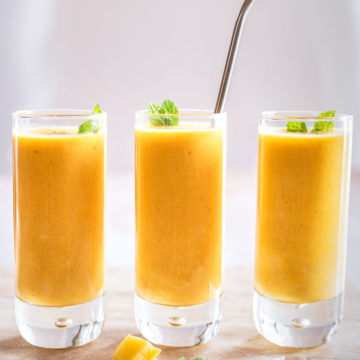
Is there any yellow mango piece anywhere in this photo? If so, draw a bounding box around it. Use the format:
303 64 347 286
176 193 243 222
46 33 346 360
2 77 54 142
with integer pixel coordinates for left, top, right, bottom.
113 334 161 360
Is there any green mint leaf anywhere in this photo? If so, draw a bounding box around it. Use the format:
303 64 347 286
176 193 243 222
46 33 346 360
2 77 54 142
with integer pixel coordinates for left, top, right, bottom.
147 103 166 126
162 98 179 126
92 104 102 114
286 121 308 133
178 358 185 360
148 103 164 114
194 358 204 360
147 99 179 126
78 120 102 134
312 110 336 133
312 121 335 133
78 120 92 133
162 99 179 116
78 104 103 134
319 110 336 118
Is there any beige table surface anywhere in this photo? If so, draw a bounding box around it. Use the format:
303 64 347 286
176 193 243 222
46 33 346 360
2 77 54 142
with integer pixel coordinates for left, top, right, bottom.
0 268 359 360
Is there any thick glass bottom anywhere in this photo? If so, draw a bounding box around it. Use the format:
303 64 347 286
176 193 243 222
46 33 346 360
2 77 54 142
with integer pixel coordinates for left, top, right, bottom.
253 290 343 348
15 294 106 349
135 293 223 347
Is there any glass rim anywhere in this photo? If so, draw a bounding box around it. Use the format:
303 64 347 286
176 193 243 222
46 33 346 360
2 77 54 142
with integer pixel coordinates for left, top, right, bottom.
13 109 107 119
261 111 353 121
135 109 226 118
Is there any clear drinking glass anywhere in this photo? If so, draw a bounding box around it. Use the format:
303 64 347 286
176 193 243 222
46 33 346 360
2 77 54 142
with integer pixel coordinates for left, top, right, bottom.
135 110 226 347
12 109 107 348
254 111 353 347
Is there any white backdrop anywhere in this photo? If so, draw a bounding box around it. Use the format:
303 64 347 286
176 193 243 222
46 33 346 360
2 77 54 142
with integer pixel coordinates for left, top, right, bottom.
0 1 360 284
0 0 359 173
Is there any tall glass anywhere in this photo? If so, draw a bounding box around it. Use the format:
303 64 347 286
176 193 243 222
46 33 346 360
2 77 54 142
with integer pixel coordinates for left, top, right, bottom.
254 111 352 347
135 110 226 347
12 109 106 348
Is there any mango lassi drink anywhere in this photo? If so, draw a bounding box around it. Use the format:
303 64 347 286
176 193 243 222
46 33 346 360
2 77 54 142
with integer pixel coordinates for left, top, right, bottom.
254 111 352 348
13 109 107 349
135 122 224 306
135 106 225 347
255 129 349 303
13 128 105 306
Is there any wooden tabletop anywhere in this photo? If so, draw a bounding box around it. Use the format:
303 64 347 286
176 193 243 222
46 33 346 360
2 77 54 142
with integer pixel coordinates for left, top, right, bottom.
0 268 359 359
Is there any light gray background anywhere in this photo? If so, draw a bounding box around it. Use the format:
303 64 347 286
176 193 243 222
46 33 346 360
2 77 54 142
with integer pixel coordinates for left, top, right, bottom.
1 0 359 173
0 0 359 284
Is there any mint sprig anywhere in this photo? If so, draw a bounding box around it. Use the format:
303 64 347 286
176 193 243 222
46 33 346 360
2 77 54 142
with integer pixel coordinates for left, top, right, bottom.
312 121 335 132
319 110 336 118
287 121 308 133
147 99 179 126
78 105 103 134
312 110 336 133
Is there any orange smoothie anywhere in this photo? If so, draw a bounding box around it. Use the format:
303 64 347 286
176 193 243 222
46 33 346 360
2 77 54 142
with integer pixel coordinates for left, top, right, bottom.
13 128 105 307
255 128 349 303
135 123 224 306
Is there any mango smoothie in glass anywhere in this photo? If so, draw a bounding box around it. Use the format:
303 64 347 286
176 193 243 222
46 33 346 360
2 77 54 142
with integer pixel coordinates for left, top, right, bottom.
254 111 352 348
12 108 106 349
135 102 225 347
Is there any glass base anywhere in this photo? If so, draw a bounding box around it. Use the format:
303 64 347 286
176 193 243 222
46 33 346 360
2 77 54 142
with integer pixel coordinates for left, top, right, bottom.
15 294 106 349
135 293 223 347
253 290 343 348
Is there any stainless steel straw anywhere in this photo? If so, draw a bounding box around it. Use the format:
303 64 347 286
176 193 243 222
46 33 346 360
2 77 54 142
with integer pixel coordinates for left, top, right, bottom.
214 0 256 113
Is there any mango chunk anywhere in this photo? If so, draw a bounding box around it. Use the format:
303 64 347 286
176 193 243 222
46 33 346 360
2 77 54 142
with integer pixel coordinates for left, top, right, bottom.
113 334 161 360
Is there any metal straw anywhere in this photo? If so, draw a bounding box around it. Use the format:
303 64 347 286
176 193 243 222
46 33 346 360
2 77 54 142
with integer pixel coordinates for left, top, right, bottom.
214 0 256 114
